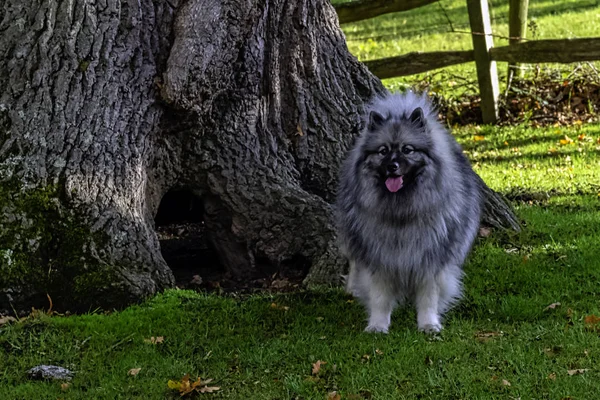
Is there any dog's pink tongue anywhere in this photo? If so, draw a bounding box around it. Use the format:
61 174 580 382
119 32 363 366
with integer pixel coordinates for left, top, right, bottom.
385 176 403 192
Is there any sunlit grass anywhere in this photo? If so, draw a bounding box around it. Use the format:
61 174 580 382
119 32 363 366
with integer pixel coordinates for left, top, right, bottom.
335 0 600 95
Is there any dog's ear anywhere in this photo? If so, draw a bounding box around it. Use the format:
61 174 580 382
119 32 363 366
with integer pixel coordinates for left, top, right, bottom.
368 110 388 131
409 107 426 130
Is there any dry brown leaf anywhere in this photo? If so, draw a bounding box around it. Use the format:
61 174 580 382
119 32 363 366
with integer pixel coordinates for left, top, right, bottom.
296 124 304 137
375 349 384 356
128 368 142 376
478 227 492 237
168 374 195 395
584 315 600 326
270 303 290 311
548 373 557 381
0 316 17 326
502 379 511 386
327 391 341 400
199 386 221 393
559 135 574 145
567 369 588 376
60 382 71 391
312 360 327 375
144 336 164 344
475 331 503 342
544 302 561 311
271 279 290 289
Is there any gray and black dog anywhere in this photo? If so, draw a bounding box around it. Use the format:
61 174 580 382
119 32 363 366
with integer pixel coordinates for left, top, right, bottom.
336 92 482 334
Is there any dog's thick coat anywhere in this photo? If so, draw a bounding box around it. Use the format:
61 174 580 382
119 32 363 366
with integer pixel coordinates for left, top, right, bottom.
336 92 482 333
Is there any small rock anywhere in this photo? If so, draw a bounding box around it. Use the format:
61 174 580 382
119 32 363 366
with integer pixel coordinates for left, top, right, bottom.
28 365 74 381
190 275 203 286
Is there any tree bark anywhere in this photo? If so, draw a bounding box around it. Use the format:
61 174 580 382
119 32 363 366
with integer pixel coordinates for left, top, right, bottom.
0 0 517 313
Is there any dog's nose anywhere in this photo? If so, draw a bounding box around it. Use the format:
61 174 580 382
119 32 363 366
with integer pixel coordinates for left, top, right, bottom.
387 162 399 173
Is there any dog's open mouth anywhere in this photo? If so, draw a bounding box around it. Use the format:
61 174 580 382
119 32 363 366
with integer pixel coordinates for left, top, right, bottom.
385 176 404 192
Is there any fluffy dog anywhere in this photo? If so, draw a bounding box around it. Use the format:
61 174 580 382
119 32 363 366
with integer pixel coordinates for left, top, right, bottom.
336 92 482 333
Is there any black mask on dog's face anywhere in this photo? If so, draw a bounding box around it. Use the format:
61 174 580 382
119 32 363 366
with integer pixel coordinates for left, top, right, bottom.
362 108 431 193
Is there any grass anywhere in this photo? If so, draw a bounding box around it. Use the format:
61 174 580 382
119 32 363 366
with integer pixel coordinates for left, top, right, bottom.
1 123 600 399
335 0 600 95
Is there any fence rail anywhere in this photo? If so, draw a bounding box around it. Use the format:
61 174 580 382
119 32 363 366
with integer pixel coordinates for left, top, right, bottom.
338 0 600 123
334 0 438 24
364 50 475 79
491 38 600 63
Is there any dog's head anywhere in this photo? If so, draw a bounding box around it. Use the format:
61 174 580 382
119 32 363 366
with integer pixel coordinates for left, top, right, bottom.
358 107 433 194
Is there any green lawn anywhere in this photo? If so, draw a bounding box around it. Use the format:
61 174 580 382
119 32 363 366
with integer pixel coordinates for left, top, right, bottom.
336 0 600 94
1 123 599 399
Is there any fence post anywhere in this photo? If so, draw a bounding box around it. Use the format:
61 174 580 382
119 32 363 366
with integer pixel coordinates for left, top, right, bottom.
466 0 499 124
508 0 529 79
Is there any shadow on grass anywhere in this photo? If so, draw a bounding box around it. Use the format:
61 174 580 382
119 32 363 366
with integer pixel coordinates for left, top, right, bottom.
460 135 563 152
342 0 599 43
471 147 599 163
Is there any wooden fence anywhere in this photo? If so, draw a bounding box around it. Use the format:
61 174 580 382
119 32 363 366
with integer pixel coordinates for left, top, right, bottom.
335 0 600 124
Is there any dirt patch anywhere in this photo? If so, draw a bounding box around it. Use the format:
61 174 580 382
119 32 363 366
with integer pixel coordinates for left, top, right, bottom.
156 222 306 294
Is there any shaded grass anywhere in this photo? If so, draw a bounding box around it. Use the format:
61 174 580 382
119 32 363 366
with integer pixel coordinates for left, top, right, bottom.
1 123 600 399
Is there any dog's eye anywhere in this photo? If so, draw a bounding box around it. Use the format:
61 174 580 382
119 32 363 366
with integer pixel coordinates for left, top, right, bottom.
378 146 389 156
402 145 414 154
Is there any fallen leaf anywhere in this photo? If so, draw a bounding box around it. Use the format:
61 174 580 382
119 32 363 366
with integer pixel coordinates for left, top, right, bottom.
584 315 600 326
312 360 327 375
502 379 511 386
475 331 503 342
170 374 196 395
144 336 164 344
473 135 485 141
479 227 492 237
270 303 289 311
577 133 586 141
548 373 557 380
327 391 341 400
559 135 574 145
128 368 141 376
375 349 384 356
544 302 561 311
199 386 221 393
296 123 304 137
315 316 324 322
0 316 17 326
190 275 203 286
60 382 71 391
167 374 219 396
567 369 588 376
271 279 290 289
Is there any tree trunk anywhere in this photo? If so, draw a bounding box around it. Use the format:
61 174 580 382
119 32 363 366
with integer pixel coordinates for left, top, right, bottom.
0 0 517 313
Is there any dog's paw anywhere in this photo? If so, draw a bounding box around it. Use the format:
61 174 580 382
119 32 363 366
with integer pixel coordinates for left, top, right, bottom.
364 324 389 334
418 322 442 334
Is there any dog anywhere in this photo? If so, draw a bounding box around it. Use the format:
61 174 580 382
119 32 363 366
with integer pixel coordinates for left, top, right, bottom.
335 92 482 333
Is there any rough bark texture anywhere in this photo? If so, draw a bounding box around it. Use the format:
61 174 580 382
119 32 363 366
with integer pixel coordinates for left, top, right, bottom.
0 0 183 312
0 0 383 313
0 0 517 313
